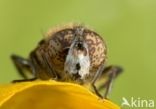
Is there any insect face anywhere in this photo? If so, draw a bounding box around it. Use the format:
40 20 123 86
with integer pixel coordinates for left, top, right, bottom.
64 30 90 81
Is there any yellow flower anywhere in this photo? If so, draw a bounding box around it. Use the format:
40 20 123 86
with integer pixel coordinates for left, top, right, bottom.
0 81 120 109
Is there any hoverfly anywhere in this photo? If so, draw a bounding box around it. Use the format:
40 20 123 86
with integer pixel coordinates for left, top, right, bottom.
11 23 122 98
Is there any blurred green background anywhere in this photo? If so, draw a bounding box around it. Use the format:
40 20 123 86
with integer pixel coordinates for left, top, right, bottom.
0 0 156 105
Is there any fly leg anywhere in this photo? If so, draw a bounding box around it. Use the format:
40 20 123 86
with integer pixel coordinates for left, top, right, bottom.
99 66 122 99
11 54 37 82
91 63 105 98
39 50 59 80
91 64 122 99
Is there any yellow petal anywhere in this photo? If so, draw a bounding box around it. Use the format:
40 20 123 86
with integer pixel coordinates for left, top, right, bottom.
0 81 120 109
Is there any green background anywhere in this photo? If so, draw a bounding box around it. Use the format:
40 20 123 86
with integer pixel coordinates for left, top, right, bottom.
0 0 156 105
